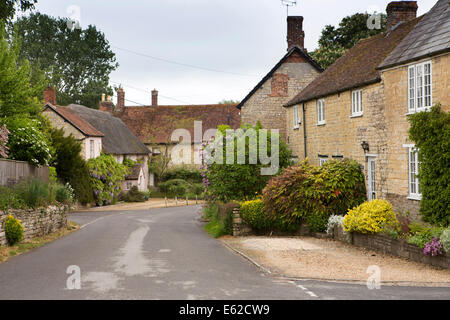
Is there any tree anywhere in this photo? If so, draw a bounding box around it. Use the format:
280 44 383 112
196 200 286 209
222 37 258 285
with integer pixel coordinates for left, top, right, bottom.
0 27 44 118
311 13 386 69
50 128 94 205
0 124 9 158
203 122 293 201
12 12 118 108
0 0 36 22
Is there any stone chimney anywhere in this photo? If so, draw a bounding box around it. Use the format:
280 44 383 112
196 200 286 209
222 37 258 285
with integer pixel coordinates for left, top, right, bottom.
116 87 125 111
152 89 158 107
287 16 305 50
44 86 56 105
386 1 418 32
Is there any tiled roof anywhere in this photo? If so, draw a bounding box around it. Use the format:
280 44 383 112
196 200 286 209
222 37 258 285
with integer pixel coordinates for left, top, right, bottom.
237 46 323 109
125 164 143 180
379 0 450 69
115 104 241 144
66 104 150 155
285 17 422 107
44 103 104 137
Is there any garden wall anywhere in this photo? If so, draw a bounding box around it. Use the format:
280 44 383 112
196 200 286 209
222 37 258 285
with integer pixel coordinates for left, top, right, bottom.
0 159 49 187
0 205 68 246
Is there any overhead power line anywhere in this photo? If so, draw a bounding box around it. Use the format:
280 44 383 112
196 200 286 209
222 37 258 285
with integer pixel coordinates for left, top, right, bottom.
111 45 259 78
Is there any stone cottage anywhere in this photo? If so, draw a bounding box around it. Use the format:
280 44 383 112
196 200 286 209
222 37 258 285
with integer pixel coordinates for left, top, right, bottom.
99 89 241 185
284 0 449 218
377 0 449 215
237 16 323 141
42 87 151 191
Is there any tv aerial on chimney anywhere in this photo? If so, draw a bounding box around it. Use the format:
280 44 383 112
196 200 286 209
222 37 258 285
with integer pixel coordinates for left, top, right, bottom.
281 0 297 16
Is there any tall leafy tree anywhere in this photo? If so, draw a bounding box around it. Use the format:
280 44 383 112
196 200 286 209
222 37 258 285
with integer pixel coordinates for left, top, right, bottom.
0 0 36 22
12 12 118 108
311 13 387 69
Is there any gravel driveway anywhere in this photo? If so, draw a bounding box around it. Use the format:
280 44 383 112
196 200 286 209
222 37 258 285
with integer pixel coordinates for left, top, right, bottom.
222 236 450 286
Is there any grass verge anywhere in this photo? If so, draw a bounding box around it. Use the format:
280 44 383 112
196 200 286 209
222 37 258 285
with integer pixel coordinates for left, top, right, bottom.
0 221 79 263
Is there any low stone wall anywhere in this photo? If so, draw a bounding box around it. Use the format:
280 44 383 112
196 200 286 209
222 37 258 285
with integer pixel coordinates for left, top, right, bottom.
351 232 450 269
0 206 68 246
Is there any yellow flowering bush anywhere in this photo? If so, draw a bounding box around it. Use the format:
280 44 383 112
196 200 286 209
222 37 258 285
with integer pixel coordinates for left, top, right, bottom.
4 215 24 245
343 200 400 234
240 199 269 231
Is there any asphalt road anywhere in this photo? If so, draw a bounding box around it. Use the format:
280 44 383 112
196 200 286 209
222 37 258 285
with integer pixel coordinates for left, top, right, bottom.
0 205 449 300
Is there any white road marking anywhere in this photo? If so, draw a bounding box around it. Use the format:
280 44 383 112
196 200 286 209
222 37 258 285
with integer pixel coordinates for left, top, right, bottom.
297 284 319 298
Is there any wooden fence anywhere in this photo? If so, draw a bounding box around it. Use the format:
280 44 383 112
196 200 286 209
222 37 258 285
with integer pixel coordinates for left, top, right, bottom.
0 159 49 187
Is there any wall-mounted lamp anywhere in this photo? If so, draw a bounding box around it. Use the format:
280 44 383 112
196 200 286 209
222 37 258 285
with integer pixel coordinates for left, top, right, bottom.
361 141 370 153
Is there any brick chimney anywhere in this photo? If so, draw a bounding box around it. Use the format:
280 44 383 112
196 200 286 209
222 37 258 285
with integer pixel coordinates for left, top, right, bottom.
152 89 158 107
386 1 418 32
44 86 56 105
287 16 305 50
116 87 125 111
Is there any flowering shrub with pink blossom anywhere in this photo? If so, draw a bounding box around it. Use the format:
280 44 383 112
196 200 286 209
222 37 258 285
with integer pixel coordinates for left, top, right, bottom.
0 124 9 158
423 237 443 257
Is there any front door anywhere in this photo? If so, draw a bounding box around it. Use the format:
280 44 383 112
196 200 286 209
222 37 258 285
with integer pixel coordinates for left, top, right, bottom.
367 157 376 200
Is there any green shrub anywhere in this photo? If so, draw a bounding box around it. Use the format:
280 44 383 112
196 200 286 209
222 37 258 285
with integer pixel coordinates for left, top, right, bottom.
55 183 75 205
6 117 53 166
49 166 57 183
407 222 445 249
0 186 24 211
158 179 192 197
343 200 400 234
263 159 366 230
240 199 270 231
4 215 24 245
162 167 203 183
120 186 147 203
408 104 450 226
15 179 49 208
306 211 329 233
441 228 450 253
50 128 93 205
203 202 236 238
203 123 293 202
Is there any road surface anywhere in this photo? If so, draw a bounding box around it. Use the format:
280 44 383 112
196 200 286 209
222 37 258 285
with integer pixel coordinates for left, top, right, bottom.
0 205 449 300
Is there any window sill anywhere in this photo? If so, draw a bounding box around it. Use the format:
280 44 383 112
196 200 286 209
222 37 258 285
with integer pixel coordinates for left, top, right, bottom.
293 126 300 131
350 114 363 118
406 107 432 116
407 195 422 201
317 122 326 126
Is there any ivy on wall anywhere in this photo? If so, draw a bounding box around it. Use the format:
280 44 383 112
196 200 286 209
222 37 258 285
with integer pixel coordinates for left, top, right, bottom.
408 104 449 226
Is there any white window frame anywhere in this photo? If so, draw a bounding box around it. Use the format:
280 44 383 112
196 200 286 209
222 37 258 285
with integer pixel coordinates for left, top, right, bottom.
351 89 363 117
408 61 432 114
367 157 376 200
317 99 325 125
293 105 300 129
90 140 95 159
126 181 133 191
407 146 421 200
319 157 328 166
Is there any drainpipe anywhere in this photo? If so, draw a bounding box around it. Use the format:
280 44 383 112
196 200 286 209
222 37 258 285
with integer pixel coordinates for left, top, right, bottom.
302 103 307 158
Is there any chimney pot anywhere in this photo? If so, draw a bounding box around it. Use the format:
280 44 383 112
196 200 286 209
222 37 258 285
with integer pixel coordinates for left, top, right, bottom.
101 93 106 102
44 86 57 105
287 16 305 51
117 87 125 111
152 89 158 107
386 1 418 32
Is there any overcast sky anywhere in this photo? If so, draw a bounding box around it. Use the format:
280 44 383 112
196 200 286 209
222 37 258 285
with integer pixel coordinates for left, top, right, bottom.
28 0 436 106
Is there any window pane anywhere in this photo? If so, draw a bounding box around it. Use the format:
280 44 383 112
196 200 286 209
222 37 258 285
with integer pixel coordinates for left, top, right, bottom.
408 67 415 111
416 65 423 108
